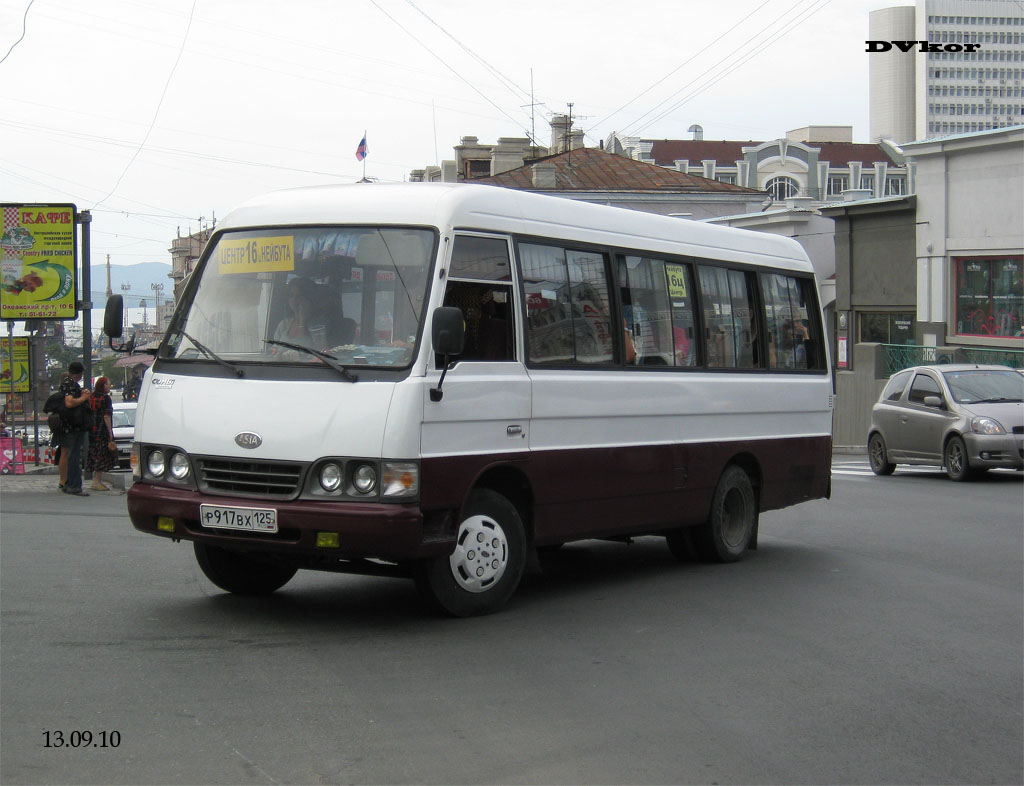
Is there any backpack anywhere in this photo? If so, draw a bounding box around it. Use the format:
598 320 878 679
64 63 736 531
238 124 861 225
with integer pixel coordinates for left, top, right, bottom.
43 390 91 431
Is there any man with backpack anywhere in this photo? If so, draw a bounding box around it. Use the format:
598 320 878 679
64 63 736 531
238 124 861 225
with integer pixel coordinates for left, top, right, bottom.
56 361 91 496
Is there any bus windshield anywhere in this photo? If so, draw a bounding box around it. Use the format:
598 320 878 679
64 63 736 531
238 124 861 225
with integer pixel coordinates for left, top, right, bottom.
162 227 435 369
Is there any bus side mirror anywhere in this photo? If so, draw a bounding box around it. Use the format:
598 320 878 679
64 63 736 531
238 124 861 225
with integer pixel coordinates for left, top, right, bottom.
103 295 135 353
430 307 464 402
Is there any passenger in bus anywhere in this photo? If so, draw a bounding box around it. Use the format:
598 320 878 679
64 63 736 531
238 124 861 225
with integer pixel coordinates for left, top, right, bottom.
273 276 327 350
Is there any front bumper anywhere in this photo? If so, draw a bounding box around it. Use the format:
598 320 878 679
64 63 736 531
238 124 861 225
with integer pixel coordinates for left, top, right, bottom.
962 432 1024 470
126 482 455 562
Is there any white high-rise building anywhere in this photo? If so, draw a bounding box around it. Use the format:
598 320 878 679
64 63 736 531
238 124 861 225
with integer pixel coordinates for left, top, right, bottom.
869 0 1024 143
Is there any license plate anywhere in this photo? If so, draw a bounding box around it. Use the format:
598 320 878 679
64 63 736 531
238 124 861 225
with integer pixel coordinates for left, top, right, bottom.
200 504 278 533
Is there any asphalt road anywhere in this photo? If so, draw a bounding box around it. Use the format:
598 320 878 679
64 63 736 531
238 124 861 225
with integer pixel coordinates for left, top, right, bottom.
1 462 1021 785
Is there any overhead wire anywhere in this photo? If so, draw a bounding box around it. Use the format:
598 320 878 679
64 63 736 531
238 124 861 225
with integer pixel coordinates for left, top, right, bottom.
617 0 825 138
629 0 835 136
92 0 199 209
0 0 35 65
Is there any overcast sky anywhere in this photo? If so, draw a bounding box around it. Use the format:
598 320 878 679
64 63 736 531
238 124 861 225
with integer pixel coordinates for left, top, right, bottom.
2 0 896 281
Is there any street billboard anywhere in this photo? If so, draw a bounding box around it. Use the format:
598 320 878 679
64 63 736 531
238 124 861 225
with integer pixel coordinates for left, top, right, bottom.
1 337 29 392
1 203 78 321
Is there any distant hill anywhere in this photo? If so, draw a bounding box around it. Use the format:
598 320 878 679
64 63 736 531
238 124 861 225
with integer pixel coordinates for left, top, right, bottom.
88 262 173 310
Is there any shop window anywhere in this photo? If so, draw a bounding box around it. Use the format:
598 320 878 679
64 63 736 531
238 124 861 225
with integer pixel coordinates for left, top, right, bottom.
954 256 1024 337
859 312 916 344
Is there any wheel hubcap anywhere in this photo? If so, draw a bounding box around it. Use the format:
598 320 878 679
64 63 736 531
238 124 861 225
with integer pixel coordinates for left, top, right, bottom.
949 443 964 475
720 488 749 549
449 514 508 593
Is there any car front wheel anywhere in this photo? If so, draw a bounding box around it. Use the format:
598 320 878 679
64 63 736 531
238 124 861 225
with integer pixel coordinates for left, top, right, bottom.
944 435 974 482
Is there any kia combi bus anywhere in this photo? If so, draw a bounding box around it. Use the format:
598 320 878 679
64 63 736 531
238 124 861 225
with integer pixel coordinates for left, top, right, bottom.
107 183 833 616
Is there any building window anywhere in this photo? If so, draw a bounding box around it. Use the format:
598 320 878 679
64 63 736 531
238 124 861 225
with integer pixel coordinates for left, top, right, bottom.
827 175 848 197
860 312 916 344
765 176 799 200
860 174 875 192
715 174 736 185
954 256 1024 337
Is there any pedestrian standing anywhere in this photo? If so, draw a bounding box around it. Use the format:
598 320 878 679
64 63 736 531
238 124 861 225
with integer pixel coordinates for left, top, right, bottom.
85 376 117 491
57 361 91 496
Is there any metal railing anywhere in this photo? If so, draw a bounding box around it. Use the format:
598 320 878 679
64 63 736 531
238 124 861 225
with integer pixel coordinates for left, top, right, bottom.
882 344 1024 375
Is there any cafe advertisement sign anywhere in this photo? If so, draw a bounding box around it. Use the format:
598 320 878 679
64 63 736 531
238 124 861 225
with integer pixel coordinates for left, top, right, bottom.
1 203 78 321
1 337 29 392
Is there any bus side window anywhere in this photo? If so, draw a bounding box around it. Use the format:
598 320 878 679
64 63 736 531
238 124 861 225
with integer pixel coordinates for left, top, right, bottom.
619 255 675 367
441 281 514 362
761 273 825 371
698 266 760 369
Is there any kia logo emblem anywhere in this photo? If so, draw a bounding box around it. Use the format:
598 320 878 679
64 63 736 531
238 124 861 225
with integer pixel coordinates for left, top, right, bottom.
234 432 262 449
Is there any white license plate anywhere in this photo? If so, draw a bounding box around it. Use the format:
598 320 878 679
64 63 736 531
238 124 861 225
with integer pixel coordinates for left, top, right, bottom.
200 504 278 533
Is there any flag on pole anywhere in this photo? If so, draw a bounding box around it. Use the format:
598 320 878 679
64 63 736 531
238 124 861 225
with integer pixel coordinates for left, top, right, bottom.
355 135 368 162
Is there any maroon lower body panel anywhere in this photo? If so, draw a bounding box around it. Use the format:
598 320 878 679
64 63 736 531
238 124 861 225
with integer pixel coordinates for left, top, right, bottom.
421 434 832 546
127 434 830 560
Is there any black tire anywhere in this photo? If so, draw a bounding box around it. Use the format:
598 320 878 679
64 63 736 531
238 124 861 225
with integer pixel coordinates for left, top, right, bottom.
944 435 974 482
868 432 896 476
416 489 527 617
688 465 757 563
193 543 297 595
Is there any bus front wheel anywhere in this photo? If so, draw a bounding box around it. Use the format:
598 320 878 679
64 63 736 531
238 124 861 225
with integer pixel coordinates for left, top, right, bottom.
193 543 297 595
416 489 527 617
681 465 757 563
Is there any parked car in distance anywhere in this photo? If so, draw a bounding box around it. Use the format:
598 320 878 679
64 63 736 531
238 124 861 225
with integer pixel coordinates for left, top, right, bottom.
111 402 137 471
868 364 1024 481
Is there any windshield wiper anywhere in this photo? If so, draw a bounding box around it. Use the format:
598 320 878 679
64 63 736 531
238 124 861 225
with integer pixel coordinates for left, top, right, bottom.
180 330 243 377
972 397 1022 403
265 340 358 382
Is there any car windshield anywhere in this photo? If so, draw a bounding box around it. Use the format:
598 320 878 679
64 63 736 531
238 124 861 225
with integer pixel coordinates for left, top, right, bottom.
112 409 135 428
161 226 435 369
942 369 1024 403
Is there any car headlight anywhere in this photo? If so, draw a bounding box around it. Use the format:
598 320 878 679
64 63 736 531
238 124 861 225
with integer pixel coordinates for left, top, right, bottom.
319 462 343 492
382 461 418 498
971 417 1006 435
352 464 377 494
169 452 190 480
147 449 166 478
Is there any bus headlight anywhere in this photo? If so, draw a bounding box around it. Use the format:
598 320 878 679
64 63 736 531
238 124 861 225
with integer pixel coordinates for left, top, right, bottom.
147 449 166 478
352 464 377 494
319 462 343 492
169 452 190 480
382 462 418 498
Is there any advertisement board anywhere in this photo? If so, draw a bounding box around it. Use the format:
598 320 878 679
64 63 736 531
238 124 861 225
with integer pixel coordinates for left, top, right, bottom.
1 203 78 321
1 337 29 392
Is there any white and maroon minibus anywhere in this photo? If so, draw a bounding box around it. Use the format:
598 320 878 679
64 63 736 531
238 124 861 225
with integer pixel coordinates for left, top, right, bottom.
111 183 832 616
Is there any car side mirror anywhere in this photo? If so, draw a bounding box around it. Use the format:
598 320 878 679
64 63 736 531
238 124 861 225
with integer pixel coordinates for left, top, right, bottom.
430 307 465 402
923 395 944 409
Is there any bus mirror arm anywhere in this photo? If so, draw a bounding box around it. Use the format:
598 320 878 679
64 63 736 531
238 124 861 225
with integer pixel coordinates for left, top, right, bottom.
430 357 458 402
430 307 465 402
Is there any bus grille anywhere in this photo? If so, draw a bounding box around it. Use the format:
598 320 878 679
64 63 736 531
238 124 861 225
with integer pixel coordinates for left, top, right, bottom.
198 458 303 498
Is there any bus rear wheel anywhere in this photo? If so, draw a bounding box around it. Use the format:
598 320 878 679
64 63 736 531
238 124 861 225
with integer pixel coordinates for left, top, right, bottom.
416 489 526 617
686 465 757 563
193 543 297 595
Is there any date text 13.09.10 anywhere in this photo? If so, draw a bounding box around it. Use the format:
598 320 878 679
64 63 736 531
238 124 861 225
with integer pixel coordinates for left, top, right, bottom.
43 730 121 748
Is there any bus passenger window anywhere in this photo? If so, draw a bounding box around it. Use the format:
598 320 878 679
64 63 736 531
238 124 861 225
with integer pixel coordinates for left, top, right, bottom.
761 273 823 371
521 243 614 366
619 255 675 367
698 266 760 369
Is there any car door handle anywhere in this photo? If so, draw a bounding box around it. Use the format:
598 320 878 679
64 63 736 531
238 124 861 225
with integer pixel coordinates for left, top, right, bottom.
900 416 908 424
507 425 523 437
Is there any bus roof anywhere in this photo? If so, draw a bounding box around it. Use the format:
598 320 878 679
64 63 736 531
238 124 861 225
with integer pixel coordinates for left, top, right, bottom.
221 183 814 273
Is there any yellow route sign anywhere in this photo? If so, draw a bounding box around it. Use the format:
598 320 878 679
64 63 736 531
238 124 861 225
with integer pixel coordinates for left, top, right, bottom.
217 235 295 274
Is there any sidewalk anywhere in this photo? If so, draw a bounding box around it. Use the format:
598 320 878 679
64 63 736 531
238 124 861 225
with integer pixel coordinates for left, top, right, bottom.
0 463 131 495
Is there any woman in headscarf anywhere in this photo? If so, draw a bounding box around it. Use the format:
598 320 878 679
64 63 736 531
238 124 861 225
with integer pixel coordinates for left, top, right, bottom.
85 376 117 491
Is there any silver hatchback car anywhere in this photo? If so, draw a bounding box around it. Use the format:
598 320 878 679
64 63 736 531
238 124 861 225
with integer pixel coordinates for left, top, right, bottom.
868 364 1024 481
